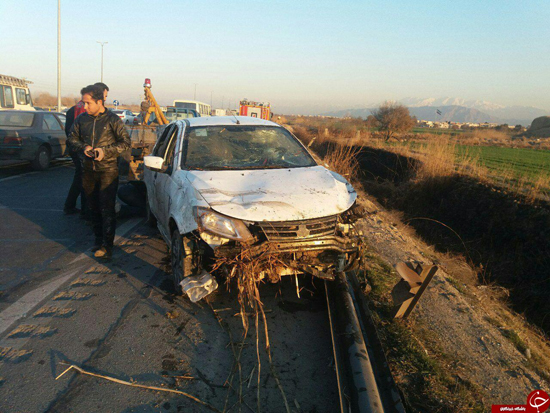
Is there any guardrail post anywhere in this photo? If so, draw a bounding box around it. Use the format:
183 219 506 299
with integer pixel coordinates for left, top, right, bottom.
393 263 438 319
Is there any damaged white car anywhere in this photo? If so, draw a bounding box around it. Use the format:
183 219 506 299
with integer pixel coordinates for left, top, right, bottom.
143 117 362 300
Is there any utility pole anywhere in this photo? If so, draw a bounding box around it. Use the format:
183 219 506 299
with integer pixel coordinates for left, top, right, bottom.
97 41 108 82
57 0 61 111
194 83 197 100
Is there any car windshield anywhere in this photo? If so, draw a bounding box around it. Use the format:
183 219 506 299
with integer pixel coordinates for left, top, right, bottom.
0 112 35 127
183 125 317 170
113 110 123 114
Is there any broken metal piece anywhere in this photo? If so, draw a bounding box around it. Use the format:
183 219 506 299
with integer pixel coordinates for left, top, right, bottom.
393 262 438 319
288 261 335 281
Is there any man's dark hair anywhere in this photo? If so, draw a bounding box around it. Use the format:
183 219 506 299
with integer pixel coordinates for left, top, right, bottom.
94 82 109 92
80 85 104 103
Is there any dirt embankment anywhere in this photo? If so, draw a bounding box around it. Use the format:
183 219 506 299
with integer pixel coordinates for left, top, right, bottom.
291 124 550 410
344 145 550 335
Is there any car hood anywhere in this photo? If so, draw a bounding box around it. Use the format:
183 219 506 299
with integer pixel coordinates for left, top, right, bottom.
185 166 356 222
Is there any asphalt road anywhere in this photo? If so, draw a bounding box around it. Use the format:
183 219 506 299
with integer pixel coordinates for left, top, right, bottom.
0 164 338 412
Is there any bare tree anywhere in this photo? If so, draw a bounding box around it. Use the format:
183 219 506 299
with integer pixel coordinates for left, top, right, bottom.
370 101 415 141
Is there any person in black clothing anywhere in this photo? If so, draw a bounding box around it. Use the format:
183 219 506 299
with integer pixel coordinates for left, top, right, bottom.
68 85 130 259
63 83 110 216
63 101 87 216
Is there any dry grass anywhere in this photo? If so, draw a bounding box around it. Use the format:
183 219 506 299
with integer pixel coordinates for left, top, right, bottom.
458 129 512 146
322 142 361 182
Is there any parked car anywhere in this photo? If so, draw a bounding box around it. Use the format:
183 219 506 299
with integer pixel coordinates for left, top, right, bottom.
0 110 67 170
143 116 361 297
113 109 136 125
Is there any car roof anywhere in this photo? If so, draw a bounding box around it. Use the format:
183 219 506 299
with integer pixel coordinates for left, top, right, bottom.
0 110 64 115
182 116 278 128
0 110 37 114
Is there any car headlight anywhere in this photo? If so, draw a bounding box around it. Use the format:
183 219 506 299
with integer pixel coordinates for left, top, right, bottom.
195 207 253 242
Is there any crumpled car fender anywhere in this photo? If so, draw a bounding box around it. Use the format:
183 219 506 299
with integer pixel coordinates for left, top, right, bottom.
169 172 209 235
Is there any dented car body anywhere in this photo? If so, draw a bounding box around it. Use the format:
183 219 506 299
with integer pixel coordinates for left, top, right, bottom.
143 117 361 296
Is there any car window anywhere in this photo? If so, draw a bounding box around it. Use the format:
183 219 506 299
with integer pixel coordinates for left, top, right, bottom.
157 127 178 160
164 126 180 167
43 113 63 130
1 86 14 108
183 125 317 170
16 88 27 105
152 125 174 157
56 114 66 127
0 112 35 127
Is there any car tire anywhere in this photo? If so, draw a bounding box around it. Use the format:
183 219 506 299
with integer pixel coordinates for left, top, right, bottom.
145 193 157 227
31 146 51 170
125 120 129 125
171 230 200 293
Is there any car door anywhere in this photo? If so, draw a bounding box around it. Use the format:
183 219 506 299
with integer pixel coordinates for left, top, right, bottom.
54 113 67 154
161 122 184 230
145 124 175 219
42 113 65 157
156 123 180 230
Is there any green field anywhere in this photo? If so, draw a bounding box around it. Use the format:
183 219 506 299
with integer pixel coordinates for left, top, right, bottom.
412 127 466 136
457 145 550 181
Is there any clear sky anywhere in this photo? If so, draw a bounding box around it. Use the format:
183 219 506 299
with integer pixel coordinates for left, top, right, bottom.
1 0 549 114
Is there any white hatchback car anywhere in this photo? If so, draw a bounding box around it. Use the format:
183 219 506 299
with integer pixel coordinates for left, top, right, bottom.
113 109 136 124
144 117 362 295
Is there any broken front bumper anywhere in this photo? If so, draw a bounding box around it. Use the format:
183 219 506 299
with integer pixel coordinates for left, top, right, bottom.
211 234 362 281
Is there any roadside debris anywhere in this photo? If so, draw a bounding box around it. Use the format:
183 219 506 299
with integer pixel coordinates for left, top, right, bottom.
180 271 219 303
392 262 438 319
55 363 222 413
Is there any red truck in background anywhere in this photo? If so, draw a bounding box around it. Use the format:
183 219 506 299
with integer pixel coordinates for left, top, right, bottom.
239 99 271 120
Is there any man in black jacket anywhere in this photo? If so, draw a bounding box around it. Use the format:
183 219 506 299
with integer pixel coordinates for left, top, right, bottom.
64 83 110 216
68 85 131 259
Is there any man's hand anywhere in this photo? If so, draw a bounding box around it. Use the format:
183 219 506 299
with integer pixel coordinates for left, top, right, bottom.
84 146 94 158
94 148 105 162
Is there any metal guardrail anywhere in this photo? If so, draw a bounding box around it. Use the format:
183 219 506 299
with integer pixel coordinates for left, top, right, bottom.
326 272 407 413
326 273 385 413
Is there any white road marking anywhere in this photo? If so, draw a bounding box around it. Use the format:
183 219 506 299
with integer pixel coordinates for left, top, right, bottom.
0 269 80 336
0 217 143 336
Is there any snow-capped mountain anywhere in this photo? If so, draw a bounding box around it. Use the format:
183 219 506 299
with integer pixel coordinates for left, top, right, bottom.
400 97 506 112
399 97 547 125
324 97 548 126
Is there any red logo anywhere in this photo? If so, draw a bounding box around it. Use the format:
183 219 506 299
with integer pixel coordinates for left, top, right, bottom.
527 390 550 413
492 390 550 413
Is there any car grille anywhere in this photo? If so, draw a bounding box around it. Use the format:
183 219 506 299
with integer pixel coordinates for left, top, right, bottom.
258 215 338 241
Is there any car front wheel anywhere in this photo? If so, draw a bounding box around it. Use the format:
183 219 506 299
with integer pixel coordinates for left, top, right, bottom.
31 146 51 170
171 230 201 294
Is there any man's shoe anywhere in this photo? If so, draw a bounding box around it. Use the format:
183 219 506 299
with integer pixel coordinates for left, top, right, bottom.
91 245 102 253
64 207 81 215
94 247 112 259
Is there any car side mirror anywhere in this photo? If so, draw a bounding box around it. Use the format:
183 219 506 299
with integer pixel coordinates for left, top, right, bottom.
144 155 167 173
